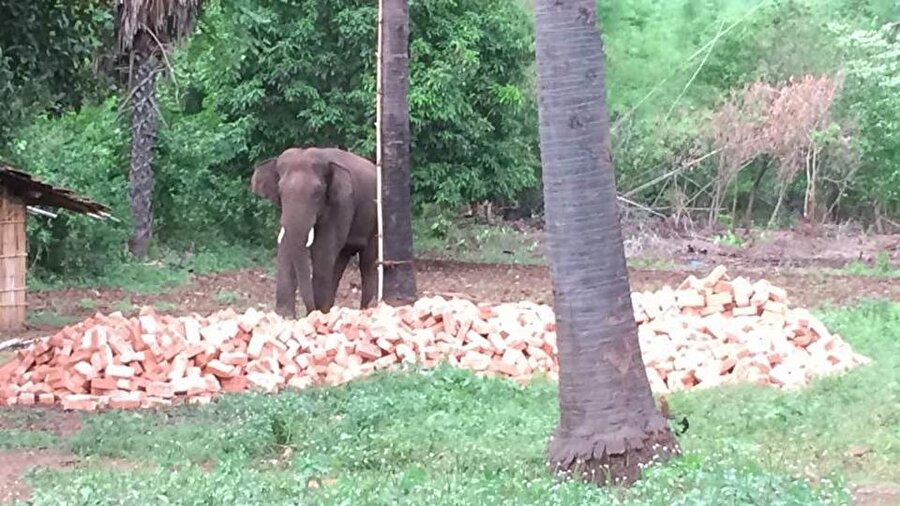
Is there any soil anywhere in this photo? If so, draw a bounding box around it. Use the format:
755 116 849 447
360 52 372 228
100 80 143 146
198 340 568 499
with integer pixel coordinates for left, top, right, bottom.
0 255 895 346
0 450 77 504
0 408 82 438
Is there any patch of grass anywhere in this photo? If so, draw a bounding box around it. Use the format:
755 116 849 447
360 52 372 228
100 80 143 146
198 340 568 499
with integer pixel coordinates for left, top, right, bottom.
26 311 79 328
15 301 900 504
844 251 899 278
113 299 135 315
413 213 545 265
0 429 60 450
30 243 271 295
214 289 243 306
711 230 744 247
77 298 97 311
153 301 178 313
628 257 678 270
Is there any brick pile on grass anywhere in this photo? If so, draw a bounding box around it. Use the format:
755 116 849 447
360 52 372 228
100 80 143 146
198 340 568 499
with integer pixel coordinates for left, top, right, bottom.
0 266 871 411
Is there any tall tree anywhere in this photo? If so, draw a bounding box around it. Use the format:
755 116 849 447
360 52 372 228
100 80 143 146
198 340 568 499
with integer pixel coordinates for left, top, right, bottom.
116 0 201 258
377 0 417 305
534 0 680 486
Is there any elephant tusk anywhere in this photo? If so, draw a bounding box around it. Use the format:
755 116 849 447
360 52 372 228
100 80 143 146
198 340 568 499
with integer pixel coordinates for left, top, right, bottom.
277 226 285 244
306 228 315 247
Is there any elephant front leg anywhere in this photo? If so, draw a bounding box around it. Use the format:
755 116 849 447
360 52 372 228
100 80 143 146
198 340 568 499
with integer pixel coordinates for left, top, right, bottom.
310 239 338 313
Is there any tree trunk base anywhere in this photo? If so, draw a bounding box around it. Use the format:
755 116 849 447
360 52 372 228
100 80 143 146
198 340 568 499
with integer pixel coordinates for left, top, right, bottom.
548 417 680 487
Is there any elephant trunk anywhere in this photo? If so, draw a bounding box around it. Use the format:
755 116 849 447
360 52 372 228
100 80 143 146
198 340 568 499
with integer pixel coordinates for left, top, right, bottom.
278 211 317 316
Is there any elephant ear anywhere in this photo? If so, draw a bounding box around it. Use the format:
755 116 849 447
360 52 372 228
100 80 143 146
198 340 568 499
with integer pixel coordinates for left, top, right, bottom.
251 158 280 207
324 160 354 205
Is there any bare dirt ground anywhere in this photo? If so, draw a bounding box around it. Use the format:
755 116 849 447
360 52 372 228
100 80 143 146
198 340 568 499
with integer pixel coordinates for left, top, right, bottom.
12 256 899 344
0 449 77 503
0 225 893 341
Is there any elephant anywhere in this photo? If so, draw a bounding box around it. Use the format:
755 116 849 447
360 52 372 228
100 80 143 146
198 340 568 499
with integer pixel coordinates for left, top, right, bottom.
251 146 378 319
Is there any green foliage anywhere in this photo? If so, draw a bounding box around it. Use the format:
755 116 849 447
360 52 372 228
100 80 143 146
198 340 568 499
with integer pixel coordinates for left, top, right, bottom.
0 1 116 146
9 98 130 277
833 21 900 217
177 0 538 209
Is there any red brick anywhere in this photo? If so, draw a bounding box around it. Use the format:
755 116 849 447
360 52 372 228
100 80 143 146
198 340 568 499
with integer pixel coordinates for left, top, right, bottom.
73 361 98 380
206 360 236 378
62 394 98 411
17 393 36 406
109 392 143 410
105 364 135 379
90 377 118 391
146 381 175 398
220 376 248 393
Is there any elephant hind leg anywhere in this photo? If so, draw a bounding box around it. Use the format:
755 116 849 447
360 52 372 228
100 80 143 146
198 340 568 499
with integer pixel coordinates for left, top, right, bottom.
358 236 378 309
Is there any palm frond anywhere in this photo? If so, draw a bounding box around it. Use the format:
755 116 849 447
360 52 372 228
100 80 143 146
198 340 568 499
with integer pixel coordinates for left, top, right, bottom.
116 0 202 52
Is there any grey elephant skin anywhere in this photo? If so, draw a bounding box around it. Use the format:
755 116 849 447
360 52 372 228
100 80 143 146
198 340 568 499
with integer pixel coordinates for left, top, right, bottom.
251 147 378 319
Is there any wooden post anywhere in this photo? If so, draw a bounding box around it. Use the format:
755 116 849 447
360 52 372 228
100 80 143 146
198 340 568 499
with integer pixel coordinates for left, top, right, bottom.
0 187 27 332
375 0 385 303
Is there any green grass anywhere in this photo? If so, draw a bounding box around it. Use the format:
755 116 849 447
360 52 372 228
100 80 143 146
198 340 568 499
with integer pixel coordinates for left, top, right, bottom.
215 289 244 306
5 301 898 505
29 243 271 295
0 429 61 450
413 213 545 265
25 311 80 328
843 252 899 278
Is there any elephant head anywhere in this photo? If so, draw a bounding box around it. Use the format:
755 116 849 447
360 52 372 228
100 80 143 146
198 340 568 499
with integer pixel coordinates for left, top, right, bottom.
251 147 357 319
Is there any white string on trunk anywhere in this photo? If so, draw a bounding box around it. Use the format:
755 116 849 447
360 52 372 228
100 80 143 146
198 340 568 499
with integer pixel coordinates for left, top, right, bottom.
375 0 385 303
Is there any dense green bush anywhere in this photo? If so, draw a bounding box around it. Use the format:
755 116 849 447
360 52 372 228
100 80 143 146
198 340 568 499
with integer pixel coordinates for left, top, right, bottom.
175 0 538 210
0 1 116 146
9 98 130 277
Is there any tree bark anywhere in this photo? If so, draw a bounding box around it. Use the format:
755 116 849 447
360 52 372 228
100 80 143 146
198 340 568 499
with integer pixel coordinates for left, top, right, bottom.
379 0 417 305
127 33 159 259
743 161 769 228
534 0 679 486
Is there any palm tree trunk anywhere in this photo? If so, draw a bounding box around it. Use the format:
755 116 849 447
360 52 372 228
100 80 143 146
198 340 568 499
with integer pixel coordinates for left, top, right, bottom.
534 0 679 486
379 0 417 305
127 34 158 259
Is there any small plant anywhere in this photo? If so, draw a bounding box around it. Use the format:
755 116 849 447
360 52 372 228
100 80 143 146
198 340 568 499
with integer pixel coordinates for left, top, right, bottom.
712 231 743 247
215 290 242 306
153 301 178 313
78 298 97 311
114 299 135 314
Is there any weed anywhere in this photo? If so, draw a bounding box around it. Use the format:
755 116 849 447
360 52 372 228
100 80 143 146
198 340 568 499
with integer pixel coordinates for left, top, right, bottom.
215 290 243 306
113 299 135 315
153 301 178 313
0 429 61 450
77 298 97 311
844 251 898 278
26 311 79 328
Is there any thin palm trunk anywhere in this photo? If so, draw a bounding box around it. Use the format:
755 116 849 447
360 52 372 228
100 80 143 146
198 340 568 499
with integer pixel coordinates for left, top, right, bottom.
127 34 158 258
117 0 201 259
534 0 679 486
379 0 417 305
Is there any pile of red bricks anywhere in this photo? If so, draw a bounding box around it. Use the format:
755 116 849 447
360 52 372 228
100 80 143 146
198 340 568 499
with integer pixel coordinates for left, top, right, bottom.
632 265 870 392
0 266 870 411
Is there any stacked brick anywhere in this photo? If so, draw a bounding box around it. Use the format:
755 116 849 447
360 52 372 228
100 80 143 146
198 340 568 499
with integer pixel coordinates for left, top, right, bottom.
0 267 870 411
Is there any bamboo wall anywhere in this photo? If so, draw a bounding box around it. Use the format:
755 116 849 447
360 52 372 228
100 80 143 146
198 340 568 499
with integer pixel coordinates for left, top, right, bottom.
0 186 26 332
